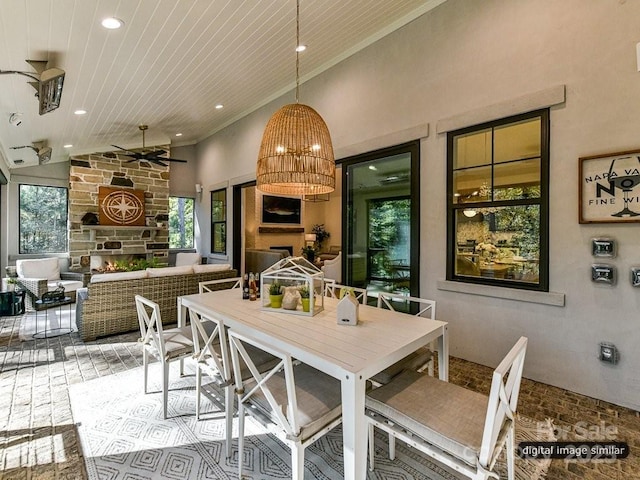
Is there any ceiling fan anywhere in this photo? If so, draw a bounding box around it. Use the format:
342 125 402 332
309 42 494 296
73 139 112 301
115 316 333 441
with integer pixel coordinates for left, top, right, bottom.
109 125 186 167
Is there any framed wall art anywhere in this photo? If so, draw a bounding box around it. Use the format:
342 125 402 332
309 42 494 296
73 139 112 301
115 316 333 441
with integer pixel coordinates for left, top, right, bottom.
261 195 302 225
98 186 146 226
579 149 640 223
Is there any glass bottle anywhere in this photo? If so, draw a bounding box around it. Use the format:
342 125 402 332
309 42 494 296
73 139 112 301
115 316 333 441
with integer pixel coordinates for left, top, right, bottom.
249 273 257 301
242 273 250 300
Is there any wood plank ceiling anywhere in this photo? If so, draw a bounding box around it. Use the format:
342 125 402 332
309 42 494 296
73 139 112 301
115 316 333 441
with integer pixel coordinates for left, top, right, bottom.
0 0 446 168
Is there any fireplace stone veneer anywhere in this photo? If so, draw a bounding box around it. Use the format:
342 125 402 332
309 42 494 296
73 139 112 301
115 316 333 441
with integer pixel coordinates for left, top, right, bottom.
68 152 171 271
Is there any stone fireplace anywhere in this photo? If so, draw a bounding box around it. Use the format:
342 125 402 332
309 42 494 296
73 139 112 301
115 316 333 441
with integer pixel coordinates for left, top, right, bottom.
68 150 171 271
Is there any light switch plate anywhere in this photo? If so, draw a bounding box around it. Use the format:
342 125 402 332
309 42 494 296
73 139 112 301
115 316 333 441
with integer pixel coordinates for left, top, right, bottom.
591 264 616 285
631 267 640 287
591 238 616 258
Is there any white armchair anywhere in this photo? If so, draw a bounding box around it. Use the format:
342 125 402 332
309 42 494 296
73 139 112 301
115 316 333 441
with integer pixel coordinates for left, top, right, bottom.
321 251 342 283
15 258 84 310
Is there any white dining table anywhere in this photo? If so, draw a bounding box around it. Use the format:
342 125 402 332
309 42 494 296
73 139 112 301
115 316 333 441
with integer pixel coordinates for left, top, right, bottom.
178 288 449 480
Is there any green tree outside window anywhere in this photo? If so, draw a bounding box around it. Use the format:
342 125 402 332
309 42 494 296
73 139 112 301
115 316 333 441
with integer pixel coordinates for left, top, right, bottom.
19 184 68 253
169 197 194 249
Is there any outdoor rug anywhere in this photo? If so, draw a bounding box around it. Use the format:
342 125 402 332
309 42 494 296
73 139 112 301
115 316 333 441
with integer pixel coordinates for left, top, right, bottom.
69 362 554 480
19 304 77 340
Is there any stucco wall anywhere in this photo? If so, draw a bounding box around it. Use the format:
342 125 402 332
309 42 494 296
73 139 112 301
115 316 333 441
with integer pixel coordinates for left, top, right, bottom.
192 0 640 410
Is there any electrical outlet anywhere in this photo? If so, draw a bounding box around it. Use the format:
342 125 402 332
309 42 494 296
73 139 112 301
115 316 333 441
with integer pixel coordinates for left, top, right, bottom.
591 264 616 285
599 343 619 364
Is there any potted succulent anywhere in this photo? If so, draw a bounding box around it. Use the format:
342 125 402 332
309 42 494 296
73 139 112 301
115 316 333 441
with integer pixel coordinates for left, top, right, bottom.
298 284 311 312
268 282 283 308
6 278 17 292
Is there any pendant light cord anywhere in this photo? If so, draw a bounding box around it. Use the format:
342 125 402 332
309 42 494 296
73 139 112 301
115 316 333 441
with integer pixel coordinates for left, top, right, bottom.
295 0 300 104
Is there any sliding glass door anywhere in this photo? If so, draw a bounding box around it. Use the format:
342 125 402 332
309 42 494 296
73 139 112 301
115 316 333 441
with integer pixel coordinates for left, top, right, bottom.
342 142 419 298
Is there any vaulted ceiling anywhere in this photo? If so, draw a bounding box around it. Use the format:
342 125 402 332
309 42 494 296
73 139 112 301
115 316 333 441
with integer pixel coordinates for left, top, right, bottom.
0 0 446 168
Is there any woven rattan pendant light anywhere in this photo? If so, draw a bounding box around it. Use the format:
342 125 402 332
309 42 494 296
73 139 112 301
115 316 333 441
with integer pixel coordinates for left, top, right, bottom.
256 0 335 195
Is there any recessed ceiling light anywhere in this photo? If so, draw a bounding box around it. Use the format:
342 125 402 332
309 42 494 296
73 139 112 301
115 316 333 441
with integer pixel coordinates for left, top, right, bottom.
63 144 73 148
175 133 183 137
296 44 307 52
368 165 377 171
215 104 224 109
101 17 124 29
74 109 87 115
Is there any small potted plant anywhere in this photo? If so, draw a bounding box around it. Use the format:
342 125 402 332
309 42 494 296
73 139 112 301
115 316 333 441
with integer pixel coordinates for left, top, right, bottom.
5 278 17 292
301 246 316 264
268 282 283 308
298 284 311 312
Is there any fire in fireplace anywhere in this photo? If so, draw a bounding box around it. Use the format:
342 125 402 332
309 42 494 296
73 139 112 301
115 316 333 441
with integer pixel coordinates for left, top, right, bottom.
90 254 151 273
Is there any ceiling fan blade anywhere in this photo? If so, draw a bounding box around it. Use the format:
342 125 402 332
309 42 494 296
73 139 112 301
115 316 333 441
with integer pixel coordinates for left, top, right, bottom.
111 144 141 156
150 158 168 167
148 149 167 157
144 151 188 163
162 157 187 163
125 158 139 163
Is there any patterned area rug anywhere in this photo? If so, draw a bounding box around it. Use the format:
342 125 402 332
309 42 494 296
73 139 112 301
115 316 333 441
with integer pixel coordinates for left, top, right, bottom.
69 362 554 480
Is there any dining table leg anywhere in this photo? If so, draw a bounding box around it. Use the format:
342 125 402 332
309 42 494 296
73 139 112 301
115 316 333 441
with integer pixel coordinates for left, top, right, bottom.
438 325 449 381
341 372 368 480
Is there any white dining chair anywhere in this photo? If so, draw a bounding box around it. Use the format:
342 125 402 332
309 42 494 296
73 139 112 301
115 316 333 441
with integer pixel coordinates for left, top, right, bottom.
228 328 343 480
199 276 242 293
135 294 194 419
191 279 278 456
324 282 368 304
374 292 437 380
366 336 528 480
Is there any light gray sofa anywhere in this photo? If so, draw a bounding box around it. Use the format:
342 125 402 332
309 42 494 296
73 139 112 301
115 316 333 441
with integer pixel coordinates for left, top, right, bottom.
76 265 238 342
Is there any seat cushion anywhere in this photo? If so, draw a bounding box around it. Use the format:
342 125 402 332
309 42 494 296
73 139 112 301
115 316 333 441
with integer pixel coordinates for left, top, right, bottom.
158 325 194 361
91 270 148 283
147 265 194 277
369 347 433 385
47 280 84 293
193 263 231 273
17 258 60 281
366 370 488 466
244 363 342 442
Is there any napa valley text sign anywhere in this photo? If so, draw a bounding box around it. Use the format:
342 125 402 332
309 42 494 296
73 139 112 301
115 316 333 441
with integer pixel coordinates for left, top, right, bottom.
579 149 640 223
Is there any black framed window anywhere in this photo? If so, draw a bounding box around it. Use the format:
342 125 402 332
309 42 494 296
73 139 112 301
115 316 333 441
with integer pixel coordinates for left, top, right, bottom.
19 184 68 253
169 197 195 249
446 109 549 291
211 188 227 254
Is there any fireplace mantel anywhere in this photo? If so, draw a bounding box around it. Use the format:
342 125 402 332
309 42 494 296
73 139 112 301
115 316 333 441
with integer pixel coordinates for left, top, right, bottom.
81 225 166 241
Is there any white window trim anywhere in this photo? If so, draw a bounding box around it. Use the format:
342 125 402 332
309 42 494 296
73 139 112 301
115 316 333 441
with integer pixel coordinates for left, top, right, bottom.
437 280 565 306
